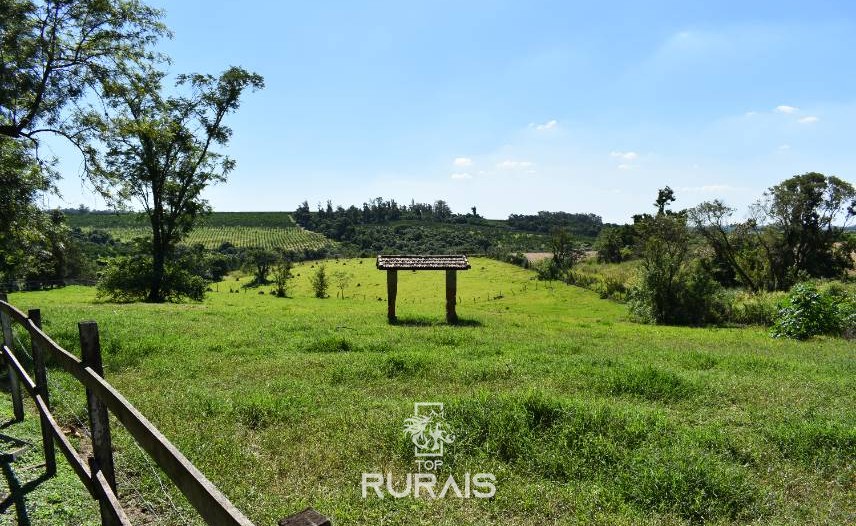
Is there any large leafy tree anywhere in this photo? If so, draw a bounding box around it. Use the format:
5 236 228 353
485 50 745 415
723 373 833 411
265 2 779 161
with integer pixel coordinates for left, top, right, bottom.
1 0 166 286
89 67 264 301
691 173 855 291
0 0 167 145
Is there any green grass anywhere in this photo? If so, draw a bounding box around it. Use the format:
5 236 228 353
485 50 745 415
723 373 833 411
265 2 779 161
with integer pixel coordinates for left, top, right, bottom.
2 258 854 525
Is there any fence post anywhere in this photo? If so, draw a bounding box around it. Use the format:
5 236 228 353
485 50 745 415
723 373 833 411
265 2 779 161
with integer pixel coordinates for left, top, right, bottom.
0 293 24 421
79 321 118 517
29 309 57 476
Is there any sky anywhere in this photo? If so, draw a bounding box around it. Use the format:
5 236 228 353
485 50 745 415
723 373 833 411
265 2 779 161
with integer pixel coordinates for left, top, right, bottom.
45 0 856 223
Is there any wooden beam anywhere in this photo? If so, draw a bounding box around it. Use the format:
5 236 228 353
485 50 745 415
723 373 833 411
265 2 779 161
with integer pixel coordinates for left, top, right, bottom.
387 270 398 322
79 321 117 498
0 293 24 421
29 309 56 476
446 270 458 324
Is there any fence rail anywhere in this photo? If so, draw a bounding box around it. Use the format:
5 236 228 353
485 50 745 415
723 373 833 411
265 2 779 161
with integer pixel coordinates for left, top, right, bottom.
0 293 329 526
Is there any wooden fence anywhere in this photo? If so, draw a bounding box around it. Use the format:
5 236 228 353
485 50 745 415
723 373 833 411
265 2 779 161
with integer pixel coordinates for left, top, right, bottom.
0 294 330 526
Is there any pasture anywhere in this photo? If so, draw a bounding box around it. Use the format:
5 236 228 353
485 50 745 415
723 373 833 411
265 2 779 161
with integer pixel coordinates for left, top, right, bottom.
2 258 854 525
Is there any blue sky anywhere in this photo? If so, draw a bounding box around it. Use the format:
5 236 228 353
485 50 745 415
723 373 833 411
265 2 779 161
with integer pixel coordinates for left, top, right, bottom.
47 0 856 223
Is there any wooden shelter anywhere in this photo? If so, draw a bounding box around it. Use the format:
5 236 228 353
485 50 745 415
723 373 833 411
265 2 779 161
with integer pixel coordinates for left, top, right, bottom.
376 255 471 323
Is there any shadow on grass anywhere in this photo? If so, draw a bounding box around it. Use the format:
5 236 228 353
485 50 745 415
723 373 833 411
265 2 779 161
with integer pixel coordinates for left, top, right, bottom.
1 432 52 526
389 316 483 327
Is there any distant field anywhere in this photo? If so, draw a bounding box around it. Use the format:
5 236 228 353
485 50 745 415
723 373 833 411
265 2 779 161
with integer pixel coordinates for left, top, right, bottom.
66 211 297 229
66 212 332 250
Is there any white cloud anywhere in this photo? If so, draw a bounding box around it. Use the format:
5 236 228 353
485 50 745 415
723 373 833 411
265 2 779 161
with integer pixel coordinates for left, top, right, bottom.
610 151 638 160
775 105 798 114
530 119 558 131
617 164 632 170
778 144 791 151
453 157 473 167
496 160 534 169
798 116 819 124
450 172 472 180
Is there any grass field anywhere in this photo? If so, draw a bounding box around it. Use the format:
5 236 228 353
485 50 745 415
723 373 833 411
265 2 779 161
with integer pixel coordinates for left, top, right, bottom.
2 258 854 525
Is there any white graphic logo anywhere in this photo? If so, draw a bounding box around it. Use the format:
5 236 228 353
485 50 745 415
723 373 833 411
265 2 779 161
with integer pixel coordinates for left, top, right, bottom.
361 402 497 499
404 402 455 458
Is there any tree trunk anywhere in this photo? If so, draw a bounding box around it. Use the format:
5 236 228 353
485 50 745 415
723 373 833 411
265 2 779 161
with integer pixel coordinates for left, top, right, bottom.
149 243 165 302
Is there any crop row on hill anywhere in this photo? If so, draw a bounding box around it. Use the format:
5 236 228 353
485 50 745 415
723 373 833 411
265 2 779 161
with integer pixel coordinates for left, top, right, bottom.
66 211 297 229
76 226 330 251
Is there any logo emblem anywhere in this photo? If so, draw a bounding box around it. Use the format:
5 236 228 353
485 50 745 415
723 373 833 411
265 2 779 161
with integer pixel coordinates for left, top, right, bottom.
403 402 455 457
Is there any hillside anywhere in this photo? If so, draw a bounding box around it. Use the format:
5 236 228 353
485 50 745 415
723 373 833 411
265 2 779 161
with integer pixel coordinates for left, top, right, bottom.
65 211 331 251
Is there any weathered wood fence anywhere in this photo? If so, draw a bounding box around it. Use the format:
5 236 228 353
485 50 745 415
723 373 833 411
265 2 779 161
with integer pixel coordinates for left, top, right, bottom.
0 294 329 526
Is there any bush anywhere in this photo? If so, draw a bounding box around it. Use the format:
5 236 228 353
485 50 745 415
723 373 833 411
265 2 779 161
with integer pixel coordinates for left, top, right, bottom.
310 263 329 298
721 290 783 326
628 261 724 326
97 254 206 302
770 282 854 339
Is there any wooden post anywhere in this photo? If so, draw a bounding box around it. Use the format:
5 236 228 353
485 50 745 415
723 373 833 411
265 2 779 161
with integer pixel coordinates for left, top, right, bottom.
279 507 332 526
446 270 458 324
79 321 117 503
0 293 24 421
386 270 398 322
29 309 56 476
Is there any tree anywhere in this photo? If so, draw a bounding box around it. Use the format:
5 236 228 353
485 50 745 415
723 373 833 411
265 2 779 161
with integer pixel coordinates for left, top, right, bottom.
88 66 264 301
310 264 329 298
691 174 856 291
655 186 676 215
689 200 760 290
757 173 855 282
433 200 452 221
246 248 277 286
332 269 351 299
594 227 625 263
549 228 584 279
1 0 167 145
629 188 722 325
271 258 293 297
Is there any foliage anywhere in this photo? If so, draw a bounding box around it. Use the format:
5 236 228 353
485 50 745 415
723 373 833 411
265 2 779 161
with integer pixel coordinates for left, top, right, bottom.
770 283 854 340
271 258 293 298
96 250 206 302
0 138 56 281
0 0 168 142
594 226 633 263
87 66 264 301
310 263 329 298
507 211 603 237
245 248 277 286
332 269 352 299
691 174 856 291
629 190 723 325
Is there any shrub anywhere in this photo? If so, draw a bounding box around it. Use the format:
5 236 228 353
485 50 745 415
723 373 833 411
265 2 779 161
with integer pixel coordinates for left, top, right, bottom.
310 263 329 298
770 283 847 339
97 254 206 302
628 261 724 326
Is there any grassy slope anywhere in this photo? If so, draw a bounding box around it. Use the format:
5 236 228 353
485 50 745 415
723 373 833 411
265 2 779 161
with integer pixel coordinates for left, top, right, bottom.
3 258 854 525
65 212 330 250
